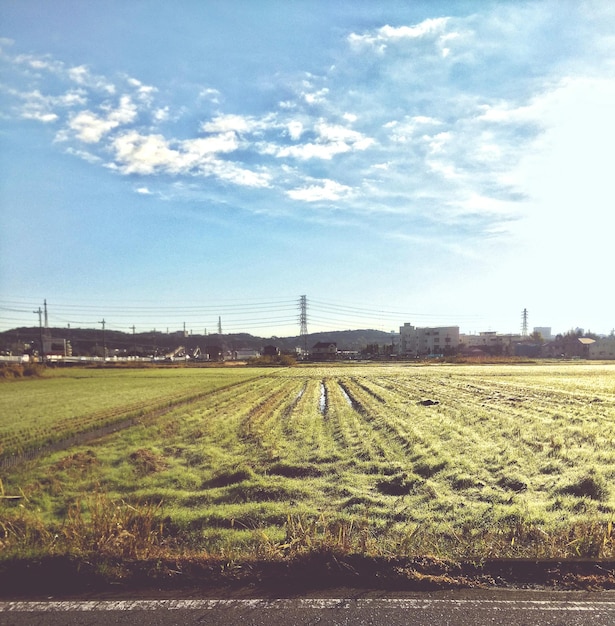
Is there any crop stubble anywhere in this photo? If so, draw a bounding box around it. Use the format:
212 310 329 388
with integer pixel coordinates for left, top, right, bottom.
1 362 615 560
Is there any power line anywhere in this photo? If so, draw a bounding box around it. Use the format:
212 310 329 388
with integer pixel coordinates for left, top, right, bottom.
1 296 489 335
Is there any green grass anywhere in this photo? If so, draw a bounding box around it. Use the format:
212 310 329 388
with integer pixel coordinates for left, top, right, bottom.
2 362 615 562
0 366 262 458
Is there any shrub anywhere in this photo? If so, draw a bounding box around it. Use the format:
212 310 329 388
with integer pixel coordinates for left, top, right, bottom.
0 363 45 380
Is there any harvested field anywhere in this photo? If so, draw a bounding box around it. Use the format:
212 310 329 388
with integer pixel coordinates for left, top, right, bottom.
1 362 615 574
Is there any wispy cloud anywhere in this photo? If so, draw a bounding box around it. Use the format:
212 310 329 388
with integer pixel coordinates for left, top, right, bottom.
63 95 138 143
1 3 612 248
287 178 353 202
348 17 451 54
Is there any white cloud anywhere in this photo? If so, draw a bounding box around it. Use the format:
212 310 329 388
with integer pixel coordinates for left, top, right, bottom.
64 147 101 164
303 87 329 105
66 96 137 143
153 107 170 122
199 88 221 104
378 19 449 40
348 17 450 53
275 121 373 160
287 178 353 202
385 116 442 143
111 131 180 174
136 186 152 195
207 160 271 188
200 113 266 135
68 110 120 143
181 132 239 161
13 88 87 124
13 53 63 73
315 121 371 147
23 110 58 123
287 120 303 140
109 129 270 187
277 141 350 160
67 64 115 93
126 76 156 101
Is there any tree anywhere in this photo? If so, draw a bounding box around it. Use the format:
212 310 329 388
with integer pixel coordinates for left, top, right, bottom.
529 331 544 344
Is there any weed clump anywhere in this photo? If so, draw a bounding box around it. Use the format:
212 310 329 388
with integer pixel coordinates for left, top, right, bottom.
0 363 46 380
54 450 99 472
129 449 167 475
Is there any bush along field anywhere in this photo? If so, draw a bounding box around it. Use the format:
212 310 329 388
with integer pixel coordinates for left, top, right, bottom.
1 362 615 588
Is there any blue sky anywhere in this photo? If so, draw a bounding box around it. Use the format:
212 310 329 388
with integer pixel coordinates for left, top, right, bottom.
1 0 614 337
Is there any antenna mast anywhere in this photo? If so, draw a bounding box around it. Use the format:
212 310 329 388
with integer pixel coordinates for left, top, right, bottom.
521 308 528 337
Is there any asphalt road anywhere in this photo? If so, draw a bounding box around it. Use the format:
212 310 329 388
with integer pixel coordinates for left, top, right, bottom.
2 593 615 626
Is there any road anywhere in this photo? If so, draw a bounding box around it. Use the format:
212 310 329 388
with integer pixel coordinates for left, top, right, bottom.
2 593 615 625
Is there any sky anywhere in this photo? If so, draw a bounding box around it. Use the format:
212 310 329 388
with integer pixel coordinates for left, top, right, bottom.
1 0 614 338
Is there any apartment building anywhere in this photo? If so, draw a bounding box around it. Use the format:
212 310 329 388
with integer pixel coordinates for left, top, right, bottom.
399 323 460 357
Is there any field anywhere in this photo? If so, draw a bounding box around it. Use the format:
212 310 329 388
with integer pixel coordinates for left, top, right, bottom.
0 366 261 460
2 362 615 572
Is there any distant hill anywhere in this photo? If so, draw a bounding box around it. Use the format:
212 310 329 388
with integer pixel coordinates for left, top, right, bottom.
273 329 396 352
0 326 396 357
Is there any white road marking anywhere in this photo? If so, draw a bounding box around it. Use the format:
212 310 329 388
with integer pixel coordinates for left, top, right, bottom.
1 598 615 612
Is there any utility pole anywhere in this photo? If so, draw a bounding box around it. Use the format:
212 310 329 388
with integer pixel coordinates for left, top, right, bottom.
131 325 136 354
99 319 106 359
33 306 45 363
299 295 308 355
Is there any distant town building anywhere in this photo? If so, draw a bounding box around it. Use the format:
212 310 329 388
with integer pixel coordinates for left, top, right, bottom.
204 344 224 361
311 342 338 361
400 324 459 357
233 349 261 360
588 337 615 360
43 333 72 357
533 327 553 341
459 331 523 356
262 345 280 357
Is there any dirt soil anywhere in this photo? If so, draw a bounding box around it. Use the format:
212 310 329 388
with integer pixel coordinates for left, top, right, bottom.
1 555 614 599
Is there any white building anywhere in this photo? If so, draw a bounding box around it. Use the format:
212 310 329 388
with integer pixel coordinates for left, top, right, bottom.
588 337 615 360
459 331 523 355
400 323 459 357
533 327 553 341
